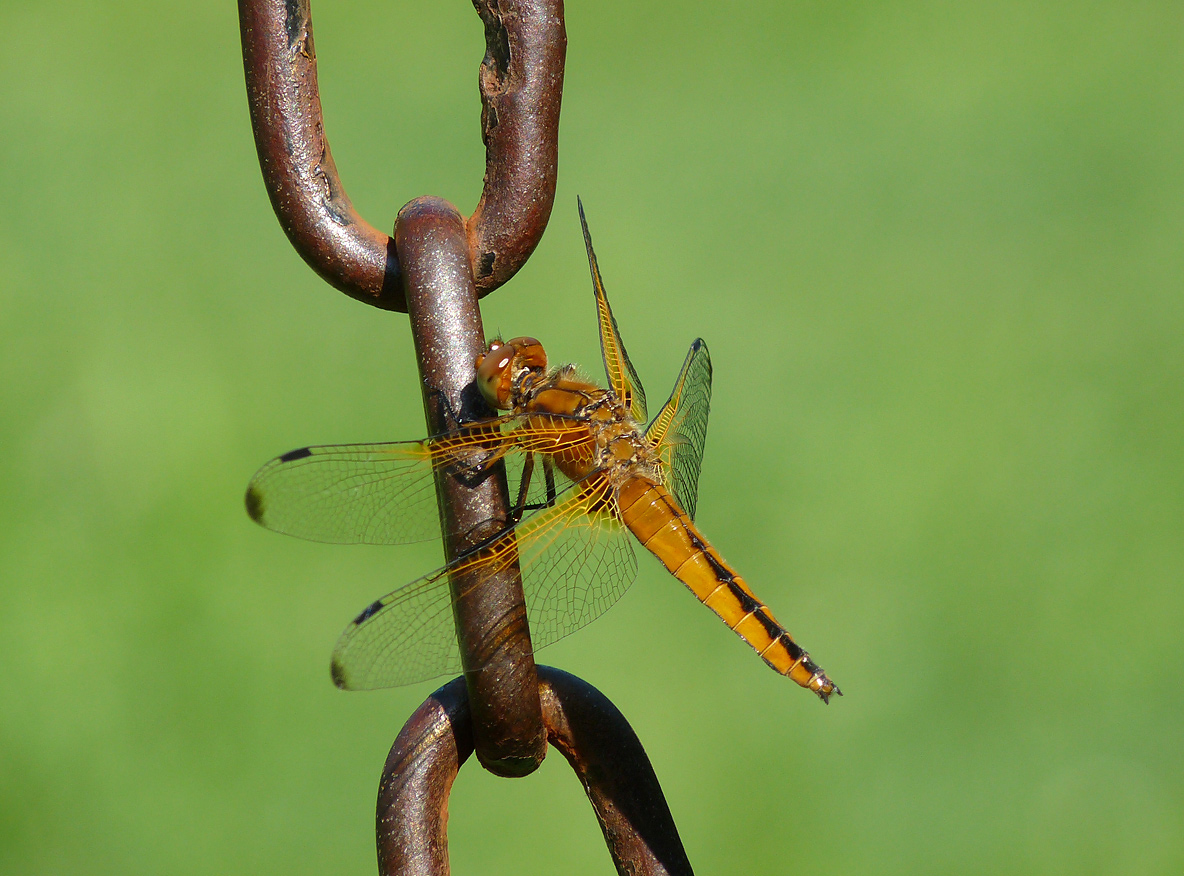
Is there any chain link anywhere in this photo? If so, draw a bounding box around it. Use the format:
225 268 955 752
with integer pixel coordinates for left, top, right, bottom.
238 2 693 872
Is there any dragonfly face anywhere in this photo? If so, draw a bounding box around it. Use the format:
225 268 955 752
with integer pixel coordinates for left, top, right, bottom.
475 336 547 410
246 201 841 703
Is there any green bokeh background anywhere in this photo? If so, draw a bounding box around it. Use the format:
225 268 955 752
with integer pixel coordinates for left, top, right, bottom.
3 2 1182 873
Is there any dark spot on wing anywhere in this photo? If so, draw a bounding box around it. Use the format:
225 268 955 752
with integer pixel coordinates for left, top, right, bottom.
330 658 348 689
244 485 265 523
353 599 383 625
280 446 313 463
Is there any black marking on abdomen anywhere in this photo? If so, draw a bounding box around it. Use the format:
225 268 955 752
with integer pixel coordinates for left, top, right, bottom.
752 608 784 641
280 446 313 462
353 599 383 625
658 490 795 659
726 581 761 616
700 549 734 586
777 633 805 662
671 495 737 587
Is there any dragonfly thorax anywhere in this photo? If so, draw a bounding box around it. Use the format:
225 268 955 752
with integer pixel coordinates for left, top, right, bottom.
514 370 661 489
596 417 658 485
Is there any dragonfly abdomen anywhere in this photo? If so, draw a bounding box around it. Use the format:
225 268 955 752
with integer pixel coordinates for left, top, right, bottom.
615 477 841 703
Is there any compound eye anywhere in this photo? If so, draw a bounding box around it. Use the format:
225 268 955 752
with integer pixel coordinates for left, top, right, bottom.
506 336 547 370
476 346 515 409
475 338 504 372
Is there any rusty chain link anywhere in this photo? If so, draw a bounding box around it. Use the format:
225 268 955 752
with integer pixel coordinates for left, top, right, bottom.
378 668 694 876
239 0 563 311
238 1 693 872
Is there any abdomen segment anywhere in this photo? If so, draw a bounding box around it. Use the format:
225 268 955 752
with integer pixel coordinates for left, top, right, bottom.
616 477 841 702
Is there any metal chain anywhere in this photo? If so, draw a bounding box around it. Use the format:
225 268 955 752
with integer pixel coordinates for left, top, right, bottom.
237 1 693 873
239 0 563 311
378 668 694 876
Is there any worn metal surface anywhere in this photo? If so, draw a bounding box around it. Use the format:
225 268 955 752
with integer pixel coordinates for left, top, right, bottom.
396 198 546 776
238 0 403 310
377 668 695 876
467 0 566 295
376 677 472 875
238 0 566 310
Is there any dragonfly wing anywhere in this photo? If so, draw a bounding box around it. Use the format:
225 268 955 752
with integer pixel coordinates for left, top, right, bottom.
330 474 636 689
645 339 712 520
245 416 526 545
578 198 648 423
245 441 443 545
519 475 637 651
331 560 464 688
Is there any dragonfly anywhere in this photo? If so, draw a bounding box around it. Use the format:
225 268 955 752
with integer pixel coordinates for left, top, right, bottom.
245 202 841 703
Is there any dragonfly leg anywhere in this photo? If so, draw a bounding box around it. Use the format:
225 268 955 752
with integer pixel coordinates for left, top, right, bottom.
446 457 501 489
442 433 516 488
543 455 558 507
511 451 536 524
518 454 562 515
423 379 491 430
422 383 460 432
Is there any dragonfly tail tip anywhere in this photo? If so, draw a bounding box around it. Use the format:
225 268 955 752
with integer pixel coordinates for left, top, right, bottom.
814 677 842 704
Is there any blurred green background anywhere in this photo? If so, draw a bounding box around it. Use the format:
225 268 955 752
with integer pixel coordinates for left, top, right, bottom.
3 1 1182 873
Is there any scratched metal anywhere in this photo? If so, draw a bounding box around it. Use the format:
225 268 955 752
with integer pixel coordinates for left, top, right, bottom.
238 0 565 311
377 668 694 876
396 197 546 776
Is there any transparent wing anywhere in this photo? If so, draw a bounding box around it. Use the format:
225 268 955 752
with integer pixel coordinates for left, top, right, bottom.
521 478 637 651
330 474 636 689
244 415 584 545
245 440 443 545
645 339 712 520
578 198 648 423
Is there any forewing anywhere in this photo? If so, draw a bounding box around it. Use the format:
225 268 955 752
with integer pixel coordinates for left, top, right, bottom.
578 198 648 423
245 416 524 545
330 475 636 690
645 339 712 520
245 441 443 545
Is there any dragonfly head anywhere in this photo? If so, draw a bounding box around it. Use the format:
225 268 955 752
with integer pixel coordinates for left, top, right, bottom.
476 336 547 409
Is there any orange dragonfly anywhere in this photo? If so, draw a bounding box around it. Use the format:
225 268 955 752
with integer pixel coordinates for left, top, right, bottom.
246 204 841 703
